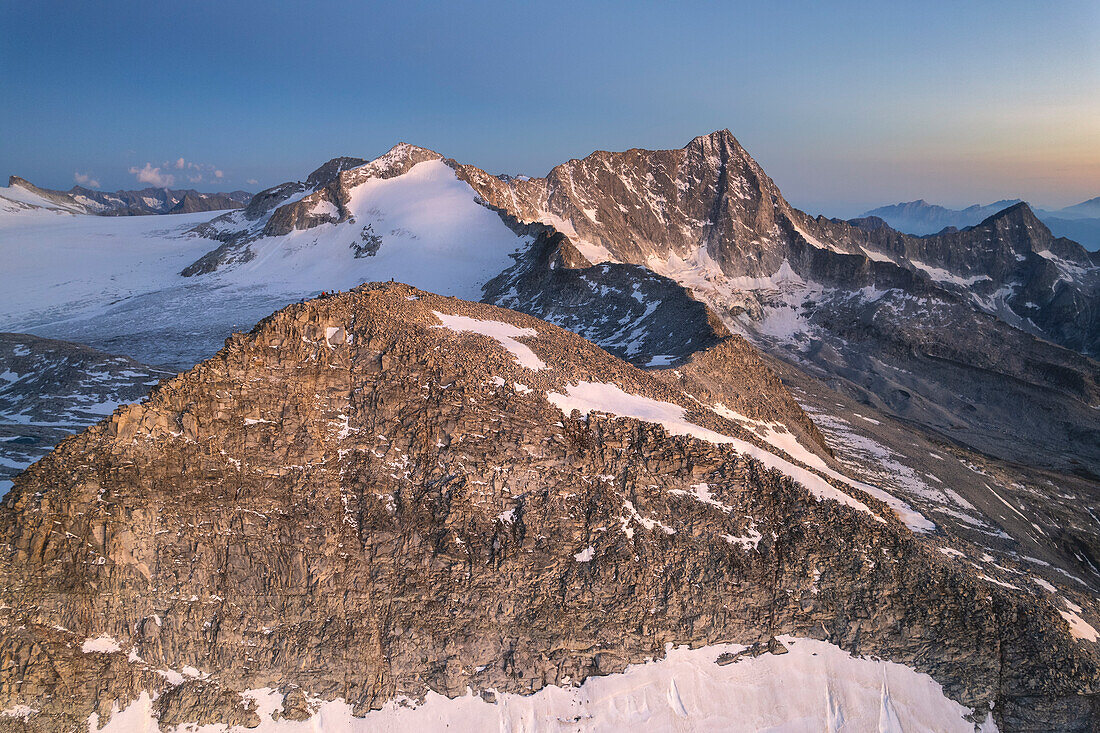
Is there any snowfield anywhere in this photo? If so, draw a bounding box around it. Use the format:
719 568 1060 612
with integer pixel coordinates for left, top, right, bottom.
231 160 529 301
88 637 997 732
0 161 529 369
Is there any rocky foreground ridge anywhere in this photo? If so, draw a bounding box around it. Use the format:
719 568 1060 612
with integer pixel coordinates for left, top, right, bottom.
0 283 1096 731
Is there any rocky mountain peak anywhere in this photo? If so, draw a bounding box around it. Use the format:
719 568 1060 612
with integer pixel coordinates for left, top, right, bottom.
305 156 369 188
685 128 748 158
975 199 1043 229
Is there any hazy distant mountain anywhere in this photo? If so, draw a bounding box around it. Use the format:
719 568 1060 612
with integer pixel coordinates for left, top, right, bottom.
1061 196 1100 219
862 199 1022 235
1 175 250 216
864 197 1100 250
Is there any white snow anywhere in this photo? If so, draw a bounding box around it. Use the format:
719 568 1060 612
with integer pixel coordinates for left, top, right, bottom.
908 259 992 287
792 223 845 254
574 546 596 562
861 247 897 263
722 523 763 550
87 637 996 732
309 199 339 218
535 211 617 265
547 381 881 521
1059 600 1099 642
668 482 734 513
0 705 37 720
81 634 122 653
229 160 530 301
432 311 546 370
0 209 224 335
1031 576 1056 593
0 180 83 214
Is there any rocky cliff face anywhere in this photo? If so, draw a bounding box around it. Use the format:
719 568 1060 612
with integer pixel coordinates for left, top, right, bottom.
813 202 1100 355
482 230 730 368
0 284 1096 731
453 131 1098 360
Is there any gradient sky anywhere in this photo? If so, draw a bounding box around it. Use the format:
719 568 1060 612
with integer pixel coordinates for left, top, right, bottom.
2 0 1098 217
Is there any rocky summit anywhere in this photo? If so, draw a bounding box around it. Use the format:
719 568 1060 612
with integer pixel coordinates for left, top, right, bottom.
0 283 1097 731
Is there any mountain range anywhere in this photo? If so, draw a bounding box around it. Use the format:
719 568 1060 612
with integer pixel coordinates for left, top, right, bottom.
0 130 1097 731
0 175 251 216
863 198 1100 251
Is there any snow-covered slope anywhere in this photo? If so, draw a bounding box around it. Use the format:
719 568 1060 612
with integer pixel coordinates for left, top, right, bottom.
0 157 531 368
0 179 86 215
222 159 530 301
0 176 250 217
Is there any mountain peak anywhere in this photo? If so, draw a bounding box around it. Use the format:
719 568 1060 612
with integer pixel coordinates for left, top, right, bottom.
686 128 744 153
305 156 369 188
977 200 1041 227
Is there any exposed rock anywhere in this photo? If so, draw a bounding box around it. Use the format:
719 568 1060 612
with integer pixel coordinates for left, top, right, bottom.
154 680 260 728
483 230 729 367
449 130 1100 475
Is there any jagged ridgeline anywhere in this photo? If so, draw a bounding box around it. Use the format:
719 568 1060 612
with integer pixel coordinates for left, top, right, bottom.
0 283 1095 731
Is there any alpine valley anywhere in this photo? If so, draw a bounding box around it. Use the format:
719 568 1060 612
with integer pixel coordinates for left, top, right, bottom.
1 131 1097 732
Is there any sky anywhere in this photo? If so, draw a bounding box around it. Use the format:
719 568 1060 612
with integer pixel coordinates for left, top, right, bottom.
2 0 1098 218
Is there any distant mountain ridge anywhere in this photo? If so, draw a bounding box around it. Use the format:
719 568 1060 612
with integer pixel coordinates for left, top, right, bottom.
1 175 250 216
864 197 1100 250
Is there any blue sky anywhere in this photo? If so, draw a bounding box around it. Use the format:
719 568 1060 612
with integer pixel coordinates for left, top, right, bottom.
2 0 1098 217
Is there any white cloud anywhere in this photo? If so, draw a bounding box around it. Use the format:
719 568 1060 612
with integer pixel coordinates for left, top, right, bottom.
246 178 259 185
131 158 226 188
129 163 175 188
73 171 100 188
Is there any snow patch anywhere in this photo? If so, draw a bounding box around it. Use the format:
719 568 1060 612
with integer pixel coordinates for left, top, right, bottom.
574 546 596 562
309 199 339 218
432 311 546 370
1059 601 1099 642
547 381 881 521
81 634 121 654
